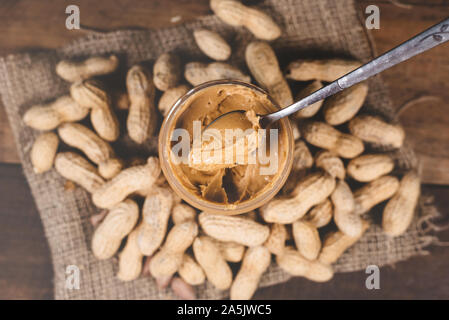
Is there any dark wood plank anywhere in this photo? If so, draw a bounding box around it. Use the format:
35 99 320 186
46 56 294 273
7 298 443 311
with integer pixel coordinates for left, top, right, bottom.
0 164 53 300
0 0 210 56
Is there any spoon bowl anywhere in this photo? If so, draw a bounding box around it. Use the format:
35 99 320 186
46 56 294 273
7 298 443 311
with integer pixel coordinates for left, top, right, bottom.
205 109 252 131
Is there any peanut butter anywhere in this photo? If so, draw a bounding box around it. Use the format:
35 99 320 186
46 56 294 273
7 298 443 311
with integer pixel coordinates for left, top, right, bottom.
167 83 290 207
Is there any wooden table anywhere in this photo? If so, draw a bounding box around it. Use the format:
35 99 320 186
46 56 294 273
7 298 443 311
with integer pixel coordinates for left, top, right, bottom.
0 0 448 299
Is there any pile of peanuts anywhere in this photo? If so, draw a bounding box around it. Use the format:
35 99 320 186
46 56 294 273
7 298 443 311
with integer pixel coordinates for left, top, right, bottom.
24 0 420 300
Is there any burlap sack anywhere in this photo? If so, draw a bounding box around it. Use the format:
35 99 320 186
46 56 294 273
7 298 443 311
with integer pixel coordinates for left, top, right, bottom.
0 0 439 299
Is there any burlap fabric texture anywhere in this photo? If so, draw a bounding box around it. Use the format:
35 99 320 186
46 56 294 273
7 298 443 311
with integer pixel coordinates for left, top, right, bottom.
0 0 438 299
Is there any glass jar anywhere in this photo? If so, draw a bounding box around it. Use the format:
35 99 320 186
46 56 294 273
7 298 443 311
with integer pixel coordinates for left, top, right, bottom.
158 80 294 215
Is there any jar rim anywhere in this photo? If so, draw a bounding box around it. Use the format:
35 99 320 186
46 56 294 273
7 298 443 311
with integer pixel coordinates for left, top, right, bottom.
158 80 294 215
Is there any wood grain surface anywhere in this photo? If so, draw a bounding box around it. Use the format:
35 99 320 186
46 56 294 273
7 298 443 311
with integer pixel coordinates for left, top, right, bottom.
0 0 448 300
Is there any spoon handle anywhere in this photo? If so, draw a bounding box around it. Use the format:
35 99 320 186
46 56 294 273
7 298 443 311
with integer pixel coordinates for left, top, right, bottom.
262 17 449 126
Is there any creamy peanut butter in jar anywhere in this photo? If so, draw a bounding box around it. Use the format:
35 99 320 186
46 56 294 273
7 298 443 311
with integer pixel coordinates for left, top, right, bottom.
159 80 294 215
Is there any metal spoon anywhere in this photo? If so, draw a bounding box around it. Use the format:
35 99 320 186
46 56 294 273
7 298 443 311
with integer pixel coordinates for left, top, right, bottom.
208 17 449 130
